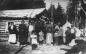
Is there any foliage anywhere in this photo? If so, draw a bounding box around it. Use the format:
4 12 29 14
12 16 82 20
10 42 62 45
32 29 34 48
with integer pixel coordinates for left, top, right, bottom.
54 3 66 26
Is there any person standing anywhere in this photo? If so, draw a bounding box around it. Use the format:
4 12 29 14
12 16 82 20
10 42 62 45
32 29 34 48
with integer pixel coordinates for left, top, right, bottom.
29 23 34 34
69 26 76 44
19 20 28 45
39 30 44 45
57 27 64 45
65 27 71 45
53 24 60 45
54 31 59 45
28 23 34 43
30 31 38 50
8 22 17 44
46 29 53 45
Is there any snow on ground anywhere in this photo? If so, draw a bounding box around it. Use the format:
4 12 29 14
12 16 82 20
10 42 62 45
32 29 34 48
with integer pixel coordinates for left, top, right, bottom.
32 45 67 54
17 44 71 54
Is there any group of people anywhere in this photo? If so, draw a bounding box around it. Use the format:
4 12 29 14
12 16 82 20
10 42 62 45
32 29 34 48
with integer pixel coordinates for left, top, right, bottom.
8 20 86 50
8 20 28 45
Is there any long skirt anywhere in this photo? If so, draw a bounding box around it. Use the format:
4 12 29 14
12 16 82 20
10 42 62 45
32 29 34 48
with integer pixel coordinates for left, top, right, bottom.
31 38 38 44
53 37 59 45
19 34 28 45
8 34 16 43
46 33 53 45
58 36 63 45
65 33 75 45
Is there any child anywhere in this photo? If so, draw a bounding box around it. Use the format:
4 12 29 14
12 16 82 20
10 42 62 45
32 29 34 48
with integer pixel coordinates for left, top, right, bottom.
31 31 38 50
39 31 44 45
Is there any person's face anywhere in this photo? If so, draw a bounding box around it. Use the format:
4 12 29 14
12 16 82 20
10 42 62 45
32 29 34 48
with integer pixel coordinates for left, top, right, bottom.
67 27 70 30
11 23 14 26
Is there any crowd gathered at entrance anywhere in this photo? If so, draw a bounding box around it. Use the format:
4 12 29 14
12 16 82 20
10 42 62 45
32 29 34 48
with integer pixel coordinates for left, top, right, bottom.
8 20 86 52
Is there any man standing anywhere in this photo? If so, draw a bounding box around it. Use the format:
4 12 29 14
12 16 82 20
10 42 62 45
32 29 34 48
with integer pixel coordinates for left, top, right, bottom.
65 27 71 45
19 20 28 45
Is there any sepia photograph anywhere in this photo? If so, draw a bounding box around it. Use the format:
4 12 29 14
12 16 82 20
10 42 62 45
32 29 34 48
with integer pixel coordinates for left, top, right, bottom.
0 0 86 54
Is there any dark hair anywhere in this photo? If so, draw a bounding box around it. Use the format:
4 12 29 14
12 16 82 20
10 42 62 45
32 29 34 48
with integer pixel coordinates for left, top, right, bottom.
67 27 70 29
9 22 14 25
31 30 36 34
71 24 74 27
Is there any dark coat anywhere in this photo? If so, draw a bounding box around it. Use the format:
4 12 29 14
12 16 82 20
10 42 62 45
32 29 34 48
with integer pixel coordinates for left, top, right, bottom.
19 24 28 35
8 25 17 34
19 24 28 44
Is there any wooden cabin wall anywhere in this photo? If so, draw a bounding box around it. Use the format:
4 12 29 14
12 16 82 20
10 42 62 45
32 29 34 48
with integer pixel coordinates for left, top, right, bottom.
0 20 29 41
0 20 8 41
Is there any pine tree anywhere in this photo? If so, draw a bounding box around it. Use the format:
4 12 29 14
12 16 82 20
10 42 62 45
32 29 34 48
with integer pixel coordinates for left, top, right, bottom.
47 4 56 21
66 0 78 23
66 0 86 28
79 0 86 28
54 3 66 26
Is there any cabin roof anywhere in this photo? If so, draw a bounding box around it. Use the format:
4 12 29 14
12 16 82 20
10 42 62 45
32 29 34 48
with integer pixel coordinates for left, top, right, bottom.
0 8 45 18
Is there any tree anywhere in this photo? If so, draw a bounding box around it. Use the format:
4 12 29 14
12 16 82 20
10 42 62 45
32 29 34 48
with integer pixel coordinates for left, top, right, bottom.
67 0 86 28
79 0 86 28
54 3 66 26
47 4 56 22
66 0 79 24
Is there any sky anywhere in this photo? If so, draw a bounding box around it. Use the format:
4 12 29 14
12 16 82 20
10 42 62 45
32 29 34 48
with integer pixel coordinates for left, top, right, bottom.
45 0 69 12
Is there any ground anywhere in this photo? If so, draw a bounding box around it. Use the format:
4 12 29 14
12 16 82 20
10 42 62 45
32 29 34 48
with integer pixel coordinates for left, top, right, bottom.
0 42 22 54
17 44 71 54
0 42 72 54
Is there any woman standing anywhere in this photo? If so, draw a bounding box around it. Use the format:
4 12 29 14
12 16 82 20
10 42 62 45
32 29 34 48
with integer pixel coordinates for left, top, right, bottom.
57 27 64 45
54 31 59 45
8 22 17 44
30 31 38 50
65 27 71 45
39 31 44 45
46 29 53 45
